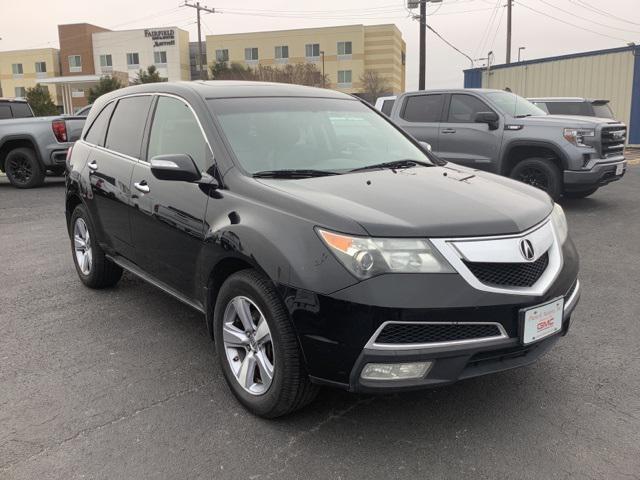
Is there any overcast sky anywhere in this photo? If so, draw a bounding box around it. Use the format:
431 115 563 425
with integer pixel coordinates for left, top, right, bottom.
2 0 639 90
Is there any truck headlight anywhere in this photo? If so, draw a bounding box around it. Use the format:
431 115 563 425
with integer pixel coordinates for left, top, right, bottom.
550 203 568 244
563 128 595 148
317 229 454 279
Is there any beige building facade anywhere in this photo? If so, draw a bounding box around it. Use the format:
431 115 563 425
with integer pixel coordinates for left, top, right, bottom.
206 24 406 94
0 48 62 105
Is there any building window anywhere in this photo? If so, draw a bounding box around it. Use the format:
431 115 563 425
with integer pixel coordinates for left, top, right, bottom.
68 55 82 73
99 54 113 69
35 61 47 73
275 45 289 63
244 47 259 64
402 51 406 66
337 41 352 57
305 43 320 59
71 88 85 98
215 49 229 62
337 70 352 87
12 63 23 77
14 87 26 98
126 52 140 68
154 51 167 65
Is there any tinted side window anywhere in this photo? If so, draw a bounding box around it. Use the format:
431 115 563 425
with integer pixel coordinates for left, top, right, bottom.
147 96 210 170
401 94 444 123
11 103 33 118
105 96 153 158
381 99 394 116
546 102 591 116
84 102 115 146
0 105 11 119
447 94 492 123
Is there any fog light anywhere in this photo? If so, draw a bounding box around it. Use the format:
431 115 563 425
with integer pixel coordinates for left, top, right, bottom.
360 361 432 381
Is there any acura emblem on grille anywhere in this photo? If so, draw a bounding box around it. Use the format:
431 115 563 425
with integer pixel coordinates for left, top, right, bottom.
519 239 535 261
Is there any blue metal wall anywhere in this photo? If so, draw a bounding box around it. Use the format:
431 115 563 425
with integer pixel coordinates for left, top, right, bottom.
629 48 640 144
463 69 482 88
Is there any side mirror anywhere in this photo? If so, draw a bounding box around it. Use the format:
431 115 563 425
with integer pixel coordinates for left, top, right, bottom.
474 111 500 130
150 154 202 182
419 141 432 152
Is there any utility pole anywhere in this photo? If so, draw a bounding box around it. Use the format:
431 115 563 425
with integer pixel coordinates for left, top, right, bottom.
183 1 215 80
419 0 426 90
506 0 513 64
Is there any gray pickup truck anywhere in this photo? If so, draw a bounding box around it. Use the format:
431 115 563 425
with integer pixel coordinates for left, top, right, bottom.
386 89 627 199
0 98 86 188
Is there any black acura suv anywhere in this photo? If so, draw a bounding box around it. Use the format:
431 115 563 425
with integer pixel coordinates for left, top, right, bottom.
65 81 580 417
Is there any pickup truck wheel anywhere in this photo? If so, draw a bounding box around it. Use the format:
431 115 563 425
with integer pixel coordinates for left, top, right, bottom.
510 157 562 200
70 205 123 289
5 148 45 188
564 187 598 199
214 270 319 418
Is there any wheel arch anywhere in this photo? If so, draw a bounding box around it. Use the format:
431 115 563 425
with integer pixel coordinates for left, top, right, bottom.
501 140 568 175
0 135 43 172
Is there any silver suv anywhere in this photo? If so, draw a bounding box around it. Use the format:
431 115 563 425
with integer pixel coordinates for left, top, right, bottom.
387 89 627 199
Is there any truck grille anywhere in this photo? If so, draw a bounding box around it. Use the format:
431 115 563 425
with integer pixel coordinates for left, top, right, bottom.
375 322 503 345
463 252 549 288
600 126 626 157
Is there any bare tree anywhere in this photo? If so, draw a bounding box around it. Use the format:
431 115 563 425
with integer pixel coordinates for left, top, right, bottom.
358 70 392 104
210 62 328 88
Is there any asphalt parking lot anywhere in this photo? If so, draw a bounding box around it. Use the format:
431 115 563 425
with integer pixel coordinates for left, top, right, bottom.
1 169 639 480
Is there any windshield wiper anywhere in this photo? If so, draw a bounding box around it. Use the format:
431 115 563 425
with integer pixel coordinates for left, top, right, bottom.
349 159 432 173
514 114 532 118
252 169 341 178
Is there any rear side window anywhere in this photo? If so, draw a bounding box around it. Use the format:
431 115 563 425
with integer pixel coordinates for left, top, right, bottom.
546 102 591 116
401 94 444 123
84 102 115 146
147 96 210 170
0 105 11 119
447 94 491 123
10 103 33 118
381 99 395 116
105 96 152 158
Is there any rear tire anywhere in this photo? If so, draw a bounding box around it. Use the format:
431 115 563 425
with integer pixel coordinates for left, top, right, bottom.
509 157 562 200
213 269 319 418
564 187 598 199
70 205 123 289
5 148 45 188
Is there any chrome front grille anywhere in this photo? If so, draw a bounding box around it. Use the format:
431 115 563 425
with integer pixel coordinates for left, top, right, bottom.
463 252 549 288
600 126 626 157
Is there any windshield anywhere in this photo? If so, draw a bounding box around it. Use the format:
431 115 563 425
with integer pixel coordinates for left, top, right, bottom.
592 103 614 119
485 91 547 117
210 97 433 174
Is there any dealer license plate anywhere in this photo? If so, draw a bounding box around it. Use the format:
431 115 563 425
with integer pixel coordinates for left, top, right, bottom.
616 163 624 175
521 298 564 345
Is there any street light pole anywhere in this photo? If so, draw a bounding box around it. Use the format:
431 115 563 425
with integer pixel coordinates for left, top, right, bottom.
518 46 526 62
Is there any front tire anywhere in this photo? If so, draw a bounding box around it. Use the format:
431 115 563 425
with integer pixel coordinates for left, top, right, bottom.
5 148 45 188
213 270 319 418
564 186 598 199
510 157 562 200
70 205 123 289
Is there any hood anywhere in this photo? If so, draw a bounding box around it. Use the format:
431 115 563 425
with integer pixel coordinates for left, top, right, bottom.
522 114 621 127
257 165 553 238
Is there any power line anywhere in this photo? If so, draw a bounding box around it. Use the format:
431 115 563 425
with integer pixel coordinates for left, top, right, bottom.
475 0 502 59
426 24 475 67
569 0 640 27
516 1 631 43
537 0 640 33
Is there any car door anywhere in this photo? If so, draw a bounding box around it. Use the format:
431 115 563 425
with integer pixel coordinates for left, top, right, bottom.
393 93 445 153
437 93 503 171
83 96 152 259
129 94 213 298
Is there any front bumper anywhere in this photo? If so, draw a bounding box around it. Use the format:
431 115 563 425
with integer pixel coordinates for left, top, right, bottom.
283 240 580 392
564 157 626 191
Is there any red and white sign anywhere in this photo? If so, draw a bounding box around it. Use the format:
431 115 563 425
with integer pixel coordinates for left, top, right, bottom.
522 298 564 345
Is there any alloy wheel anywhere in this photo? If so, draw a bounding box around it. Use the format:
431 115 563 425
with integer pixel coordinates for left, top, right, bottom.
73 218 93 275
222 296 275 395
7 156 33 185
517 167 549 191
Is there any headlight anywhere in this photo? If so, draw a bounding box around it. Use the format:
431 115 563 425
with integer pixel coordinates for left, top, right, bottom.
563 128 595 148
317 228 454 279
550 203 568 244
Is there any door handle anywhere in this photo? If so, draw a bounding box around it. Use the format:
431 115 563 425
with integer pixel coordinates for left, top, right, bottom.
441 128 457 134
134 181 150 193
87 160 98 171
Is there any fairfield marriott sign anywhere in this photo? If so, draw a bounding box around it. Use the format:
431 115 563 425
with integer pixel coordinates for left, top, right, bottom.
144 29 176 47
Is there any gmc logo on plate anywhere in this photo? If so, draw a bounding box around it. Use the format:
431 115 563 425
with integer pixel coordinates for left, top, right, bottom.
537 318 555 331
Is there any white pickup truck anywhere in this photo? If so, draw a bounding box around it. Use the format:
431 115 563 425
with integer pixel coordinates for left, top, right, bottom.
0 98 86 188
